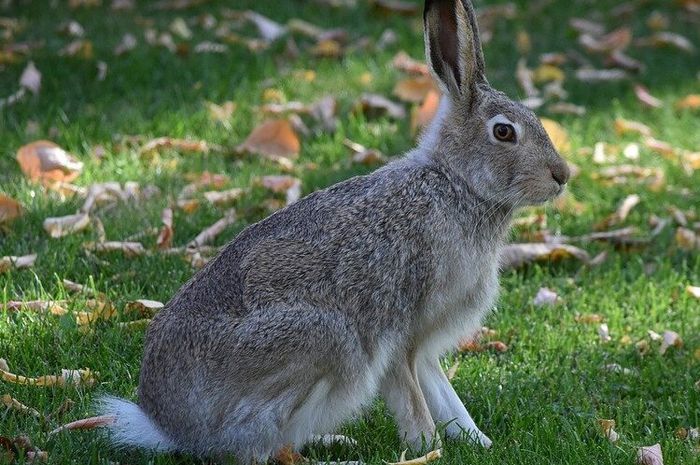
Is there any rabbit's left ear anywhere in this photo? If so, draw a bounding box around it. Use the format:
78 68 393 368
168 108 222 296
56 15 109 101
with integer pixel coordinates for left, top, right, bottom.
424 0 487 103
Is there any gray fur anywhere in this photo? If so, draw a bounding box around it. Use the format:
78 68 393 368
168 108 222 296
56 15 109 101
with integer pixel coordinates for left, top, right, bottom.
101 0 569 462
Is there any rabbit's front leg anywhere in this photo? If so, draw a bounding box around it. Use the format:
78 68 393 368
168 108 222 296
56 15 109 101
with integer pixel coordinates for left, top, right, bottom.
417 357 492 448
380 359 440 452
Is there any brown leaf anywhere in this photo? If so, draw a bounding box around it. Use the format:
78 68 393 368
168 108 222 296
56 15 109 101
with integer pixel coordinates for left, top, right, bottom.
49 415 116 435
500 243 590 269
637 443 663 465
392 51 428 76
355 93 406 120
676 94 700 110
614 118 652 137
393 76 437 103
206 100 236 125
1 394 42 418
675 227 699 250
540 118 571 153
187 209 237 249
204 188 245 206
83 241 146 257
0 195 22 223
596 194 640 229
370 0 420 16
411 89 440 135
636 32 694 53
43 212 90 238
125 299 164 318
260 175 302 205
634 84 663 108
156 207 174 249
59 39 94 58
75 299 116 327
17 141 83 184
578 27 631 54
385 449 442 465
139 137 212 155
3 300 67 315
310 39 343 58
0 254 37 273
237 119 300 161
597 419 619 442
0 367 97 387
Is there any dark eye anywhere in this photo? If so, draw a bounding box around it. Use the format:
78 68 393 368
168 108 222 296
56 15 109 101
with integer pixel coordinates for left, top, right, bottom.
493 123 516 143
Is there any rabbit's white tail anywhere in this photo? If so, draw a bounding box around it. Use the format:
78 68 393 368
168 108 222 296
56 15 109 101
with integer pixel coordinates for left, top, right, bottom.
99 396 176 452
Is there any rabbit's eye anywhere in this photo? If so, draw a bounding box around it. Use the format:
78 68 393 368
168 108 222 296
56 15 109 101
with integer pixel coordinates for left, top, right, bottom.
493 123 516 143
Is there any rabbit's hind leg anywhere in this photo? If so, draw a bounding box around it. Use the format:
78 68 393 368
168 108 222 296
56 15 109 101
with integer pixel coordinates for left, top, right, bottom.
216 306 371 460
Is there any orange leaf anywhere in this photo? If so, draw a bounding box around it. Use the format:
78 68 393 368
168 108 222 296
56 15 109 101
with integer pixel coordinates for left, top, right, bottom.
411 90 440 135
676 94 700 110
156 207 173 249
16 141 83 184
237 119 300 161
393 76 437 103
0 194 22 223
49 415 116 435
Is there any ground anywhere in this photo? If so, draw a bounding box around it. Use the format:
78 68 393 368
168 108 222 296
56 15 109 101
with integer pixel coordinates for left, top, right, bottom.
0 0 699 464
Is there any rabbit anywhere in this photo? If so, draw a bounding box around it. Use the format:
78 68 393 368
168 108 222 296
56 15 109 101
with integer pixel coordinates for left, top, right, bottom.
100 0 570 462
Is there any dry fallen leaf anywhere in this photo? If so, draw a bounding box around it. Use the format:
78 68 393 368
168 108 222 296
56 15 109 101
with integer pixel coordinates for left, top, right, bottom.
575 68 628 82
659 330 682 355
43 212 90 238
139 137 212 155
1 394 41 418
687 286 700 299
125 299 164 318
637 32 695 53
575 313 604 325
187 209 237 249
599 323 612 343
0 435 48 463
500 243 590 269
393 76 437 103
385 448 442 465
0 254 37 273
676 94 700 110
370 0 420 16
16 141 83 184
637 443 663 465
596 194 640 229
0 367 97 387
540 118 571 153
204 188 245 206
0 194 22 224
83 241 146 257
533 287 559 306
355 93 406 120
392 50 428 76
676 227 699 250
156 207 173 249
19 61 41 94
260 175 302 205
114 33 137 55
598 419 620 442
237 119 300 162
634 84 664 108
49 415 116 435
4 300 67 315
614 118 653 137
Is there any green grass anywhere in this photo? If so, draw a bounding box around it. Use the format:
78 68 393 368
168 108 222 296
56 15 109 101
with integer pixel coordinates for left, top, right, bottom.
1 0 699 464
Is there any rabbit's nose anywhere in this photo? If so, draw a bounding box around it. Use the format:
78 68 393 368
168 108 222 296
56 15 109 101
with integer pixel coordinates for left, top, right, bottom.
550 162 570 186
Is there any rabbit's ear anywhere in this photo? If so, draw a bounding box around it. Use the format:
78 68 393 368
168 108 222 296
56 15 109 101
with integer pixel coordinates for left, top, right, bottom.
424 0 486 103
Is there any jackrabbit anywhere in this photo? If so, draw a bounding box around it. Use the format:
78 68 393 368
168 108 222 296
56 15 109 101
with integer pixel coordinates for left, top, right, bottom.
101 0 570 462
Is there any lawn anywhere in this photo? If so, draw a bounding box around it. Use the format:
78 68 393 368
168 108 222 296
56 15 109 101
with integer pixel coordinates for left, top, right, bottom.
1 0 699 464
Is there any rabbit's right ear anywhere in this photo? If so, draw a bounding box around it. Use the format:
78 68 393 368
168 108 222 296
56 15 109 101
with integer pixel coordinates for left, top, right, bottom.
424 0 487 104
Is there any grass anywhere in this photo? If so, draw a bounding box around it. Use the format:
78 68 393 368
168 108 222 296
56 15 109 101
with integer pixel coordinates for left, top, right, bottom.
1 0 699 463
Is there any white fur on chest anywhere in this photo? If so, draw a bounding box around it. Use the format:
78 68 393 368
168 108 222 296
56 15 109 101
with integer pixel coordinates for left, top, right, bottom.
417 229 501 360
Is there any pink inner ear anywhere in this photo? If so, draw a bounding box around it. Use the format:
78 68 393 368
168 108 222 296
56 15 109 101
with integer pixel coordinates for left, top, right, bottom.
430 2 461 89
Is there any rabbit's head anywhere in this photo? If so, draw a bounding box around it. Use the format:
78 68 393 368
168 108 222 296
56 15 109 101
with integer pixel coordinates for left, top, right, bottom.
423 0 570 207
